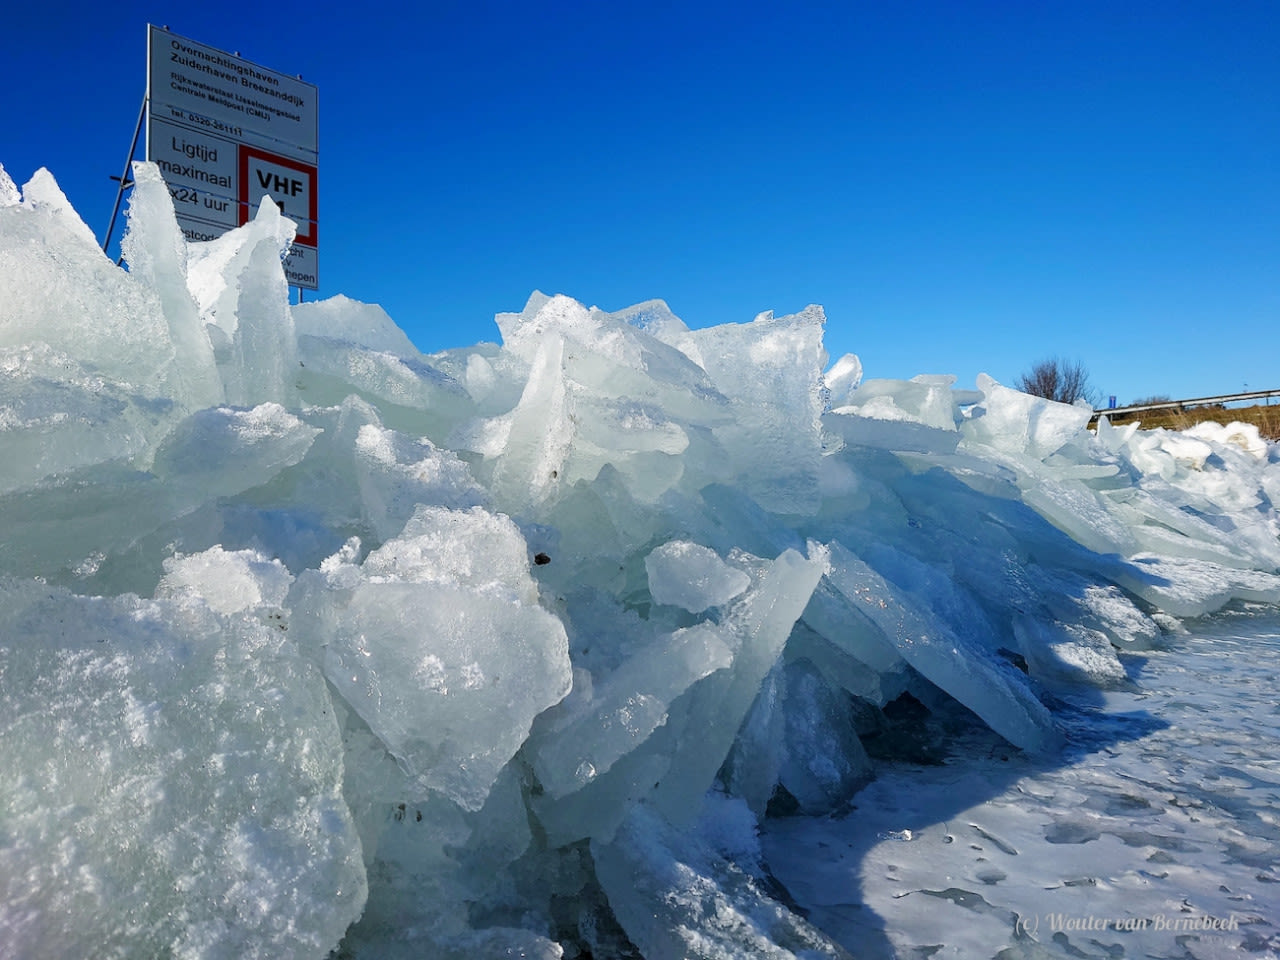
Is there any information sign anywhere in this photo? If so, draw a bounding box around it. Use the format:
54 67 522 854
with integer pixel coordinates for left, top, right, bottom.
146 25 319 288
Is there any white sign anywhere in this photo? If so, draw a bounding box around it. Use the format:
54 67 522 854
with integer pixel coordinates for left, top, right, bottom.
146 25 319 289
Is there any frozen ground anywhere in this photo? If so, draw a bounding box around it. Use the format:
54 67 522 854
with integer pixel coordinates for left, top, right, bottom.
766 607 1280 959
2 159 1279 959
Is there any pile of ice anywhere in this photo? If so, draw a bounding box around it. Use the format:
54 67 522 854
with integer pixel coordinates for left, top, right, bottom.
2 160 1279 959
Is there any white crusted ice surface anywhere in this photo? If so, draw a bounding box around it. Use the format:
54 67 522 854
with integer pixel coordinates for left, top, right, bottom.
0 581 366 960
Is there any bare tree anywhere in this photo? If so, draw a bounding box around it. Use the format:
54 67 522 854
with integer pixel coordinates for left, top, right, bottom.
1016 357 1097 406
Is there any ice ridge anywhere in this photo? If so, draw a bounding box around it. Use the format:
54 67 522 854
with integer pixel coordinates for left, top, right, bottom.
1 160 1278 958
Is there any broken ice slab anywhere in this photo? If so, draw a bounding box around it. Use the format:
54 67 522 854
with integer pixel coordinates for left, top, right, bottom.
823 541 1060 753
593 803 854 960
292 505 572 811
645 538 751 612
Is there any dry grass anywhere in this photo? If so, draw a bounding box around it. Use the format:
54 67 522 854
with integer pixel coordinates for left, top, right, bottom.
1098 403 1280 441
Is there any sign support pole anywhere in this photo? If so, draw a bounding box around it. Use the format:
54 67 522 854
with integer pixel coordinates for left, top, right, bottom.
102 88 149 258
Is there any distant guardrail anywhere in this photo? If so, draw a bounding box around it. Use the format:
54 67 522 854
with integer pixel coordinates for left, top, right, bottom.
1091 389 1280 420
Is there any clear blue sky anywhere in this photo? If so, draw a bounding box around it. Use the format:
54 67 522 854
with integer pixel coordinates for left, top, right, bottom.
4 0 1277 405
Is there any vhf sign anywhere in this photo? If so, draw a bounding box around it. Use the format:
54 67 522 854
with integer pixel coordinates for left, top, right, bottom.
146 25 319 289
241 148 317 247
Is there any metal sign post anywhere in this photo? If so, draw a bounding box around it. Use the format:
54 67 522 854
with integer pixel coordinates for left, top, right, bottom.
102 92 148 260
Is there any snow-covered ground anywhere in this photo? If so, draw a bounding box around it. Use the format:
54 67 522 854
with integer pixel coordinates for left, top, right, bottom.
766 607 1280 959
2 160 1279 959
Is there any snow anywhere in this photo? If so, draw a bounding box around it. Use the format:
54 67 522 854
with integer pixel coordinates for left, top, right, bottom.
1 159 1279 958
763 610 1280 958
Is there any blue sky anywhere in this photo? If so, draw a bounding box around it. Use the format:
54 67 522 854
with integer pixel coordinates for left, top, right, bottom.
3 0 1276 405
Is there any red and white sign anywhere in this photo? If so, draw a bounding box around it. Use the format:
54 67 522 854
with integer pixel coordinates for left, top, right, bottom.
239 146 318 246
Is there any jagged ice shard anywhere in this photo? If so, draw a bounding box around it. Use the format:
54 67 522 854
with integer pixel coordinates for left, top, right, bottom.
2 160 1279 959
